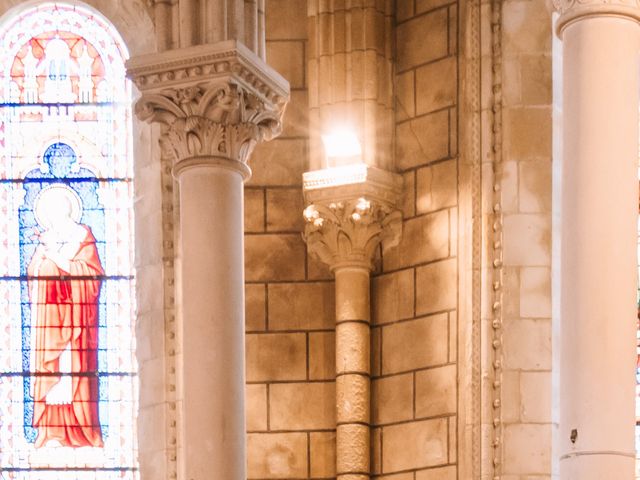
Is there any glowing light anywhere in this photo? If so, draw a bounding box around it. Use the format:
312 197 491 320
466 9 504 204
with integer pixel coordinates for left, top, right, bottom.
321 130 362 159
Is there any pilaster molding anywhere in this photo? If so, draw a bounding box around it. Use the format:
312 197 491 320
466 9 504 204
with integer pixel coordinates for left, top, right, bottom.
127 40 290 175
554 0 640 35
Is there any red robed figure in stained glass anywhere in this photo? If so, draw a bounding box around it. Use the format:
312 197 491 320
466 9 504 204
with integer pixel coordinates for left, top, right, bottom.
27 186 103 448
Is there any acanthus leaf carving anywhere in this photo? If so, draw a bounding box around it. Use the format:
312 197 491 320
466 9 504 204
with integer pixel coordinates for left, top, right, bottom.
127 42 290 173
303 197 402 271
135 82 283 166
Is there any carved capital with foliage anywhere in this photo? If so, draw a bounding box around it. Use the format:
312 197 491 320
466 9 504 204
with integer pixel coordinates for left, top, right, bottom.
304 197 402 271
127 40 289 177
302 165 403 271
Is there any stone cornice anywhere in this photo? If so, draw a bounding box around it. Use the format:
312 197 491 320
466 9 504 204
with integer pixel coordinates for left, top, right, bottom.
554 0 640 35
127 40 289 106
302 166 403 271
126 41 290 176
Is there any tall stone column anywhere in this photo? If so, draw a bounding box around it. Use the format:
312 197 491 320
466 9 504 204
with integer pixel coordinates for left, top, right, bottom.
127 42 288 480
554 2 640 478
303 167 402 479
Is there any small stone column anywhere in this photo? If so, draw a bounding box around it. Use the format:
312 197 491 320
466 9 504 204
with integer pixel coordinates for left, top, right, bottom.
554 2 640 478
127 42 288 480
303 166 402 479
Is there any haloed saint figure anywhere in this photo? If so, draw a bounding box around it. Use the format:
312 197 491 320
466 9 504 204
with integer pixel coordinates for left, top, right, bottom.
28 186 104 448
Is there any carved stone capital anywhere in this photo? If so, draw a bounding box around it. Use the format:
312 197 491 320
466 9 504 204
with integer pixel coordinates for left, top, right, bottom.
554 0 640 35
126 40 289 177
302 165 403 271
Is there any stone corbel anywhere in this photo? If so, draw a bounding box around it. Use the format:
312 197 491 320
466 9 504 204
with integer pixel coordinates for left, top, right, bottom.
126 40 289 177
302 165 403 271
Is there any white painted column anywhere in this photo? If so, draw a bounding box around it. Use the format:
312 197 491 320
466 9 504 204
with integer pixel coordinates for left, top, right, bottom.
555 3 640 478
128 43 289 480
174 160 249 479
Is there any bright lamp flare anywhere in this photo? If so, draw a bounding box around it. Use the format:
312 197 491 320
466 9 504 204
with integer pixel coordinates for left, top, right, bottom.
321 130 362 158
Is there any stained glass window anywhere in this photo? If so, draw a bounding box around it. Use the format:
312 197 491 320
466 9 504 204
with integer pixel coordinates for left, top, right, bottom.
0 3 137 478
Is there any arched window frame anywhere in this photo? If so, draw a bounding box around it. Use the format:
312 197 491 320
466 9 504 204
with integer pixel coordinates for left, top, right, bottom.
0 2 168 478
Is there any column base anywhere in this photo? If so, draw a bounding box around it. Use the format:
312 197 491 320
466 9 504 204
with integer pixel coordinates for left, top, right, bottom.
560 451 635 479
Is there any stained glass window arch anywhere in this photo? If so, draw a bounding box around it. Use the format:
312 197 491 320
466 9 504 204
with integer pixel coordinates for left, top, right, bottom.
0 2 138 478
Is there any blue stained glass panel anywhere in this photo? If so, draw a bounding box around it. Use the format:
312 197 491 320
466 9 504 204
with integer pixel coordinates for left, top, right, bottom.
0 3 137 478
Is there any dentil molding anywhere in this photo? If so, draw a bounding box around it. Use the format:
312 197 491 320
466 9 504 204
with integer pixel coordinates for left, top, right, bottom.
554 0 640 35
302 165 403 271
126 40 290 177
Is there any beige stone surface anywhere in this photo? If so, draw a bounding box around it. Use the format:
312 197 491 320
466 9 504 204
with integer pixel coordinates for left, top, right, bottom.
401 170 416 218
266 41 305 88
245 234 306 281
245 188 265 233
245 284 266 332
415 364 456 418
246 333 307 381
246 384 268 431
416 0 455 14
502 214 551 267
382 418 448 472
247 432 308 478
396 9 448 71
249 138 306 186
372 269 415 325
396 70 416 121
268 281 335 330
519 161 552 213
383 210 450 271
265 0 307 40
415 259 457 315
503 424 552 475
519 267 551 318
503 319 551 371
520 371 551 423
281 89 310 138
310 432 337 478
266 188 304 232
416 56 457 114
415 465 456 480
309 331 336 380
503 107 552 160
382 314 448 374
502 0 552 56
372 373 414 425
416 160 458 214
269 382 336 430
396 0 415 22
396 109 450 170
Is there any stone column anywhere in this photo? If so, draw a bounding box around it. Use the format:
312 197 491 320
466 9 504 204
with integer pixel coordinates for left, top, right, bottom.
554 2 640 478
127 42 288 480
303 166 402 479
307 1 394 170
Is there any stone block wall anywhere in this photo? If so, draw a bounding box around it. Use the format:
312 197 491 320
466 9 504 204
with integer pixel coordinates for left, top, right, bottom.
371 1 460 478
244 1 338 478
499 0 554 477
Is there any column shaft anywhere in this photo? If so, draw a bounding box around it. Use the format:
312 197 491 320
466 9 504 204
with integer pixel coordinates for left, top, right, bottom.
177 162 246 480
559 15 639 478
335 267 371 479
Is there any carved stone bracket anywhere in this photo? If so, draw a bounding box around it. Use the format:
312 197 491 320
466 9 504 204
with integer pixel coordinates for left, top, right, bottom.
553 0 640 35
302 165 403 271
304 197 402 271
127 40 290 177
